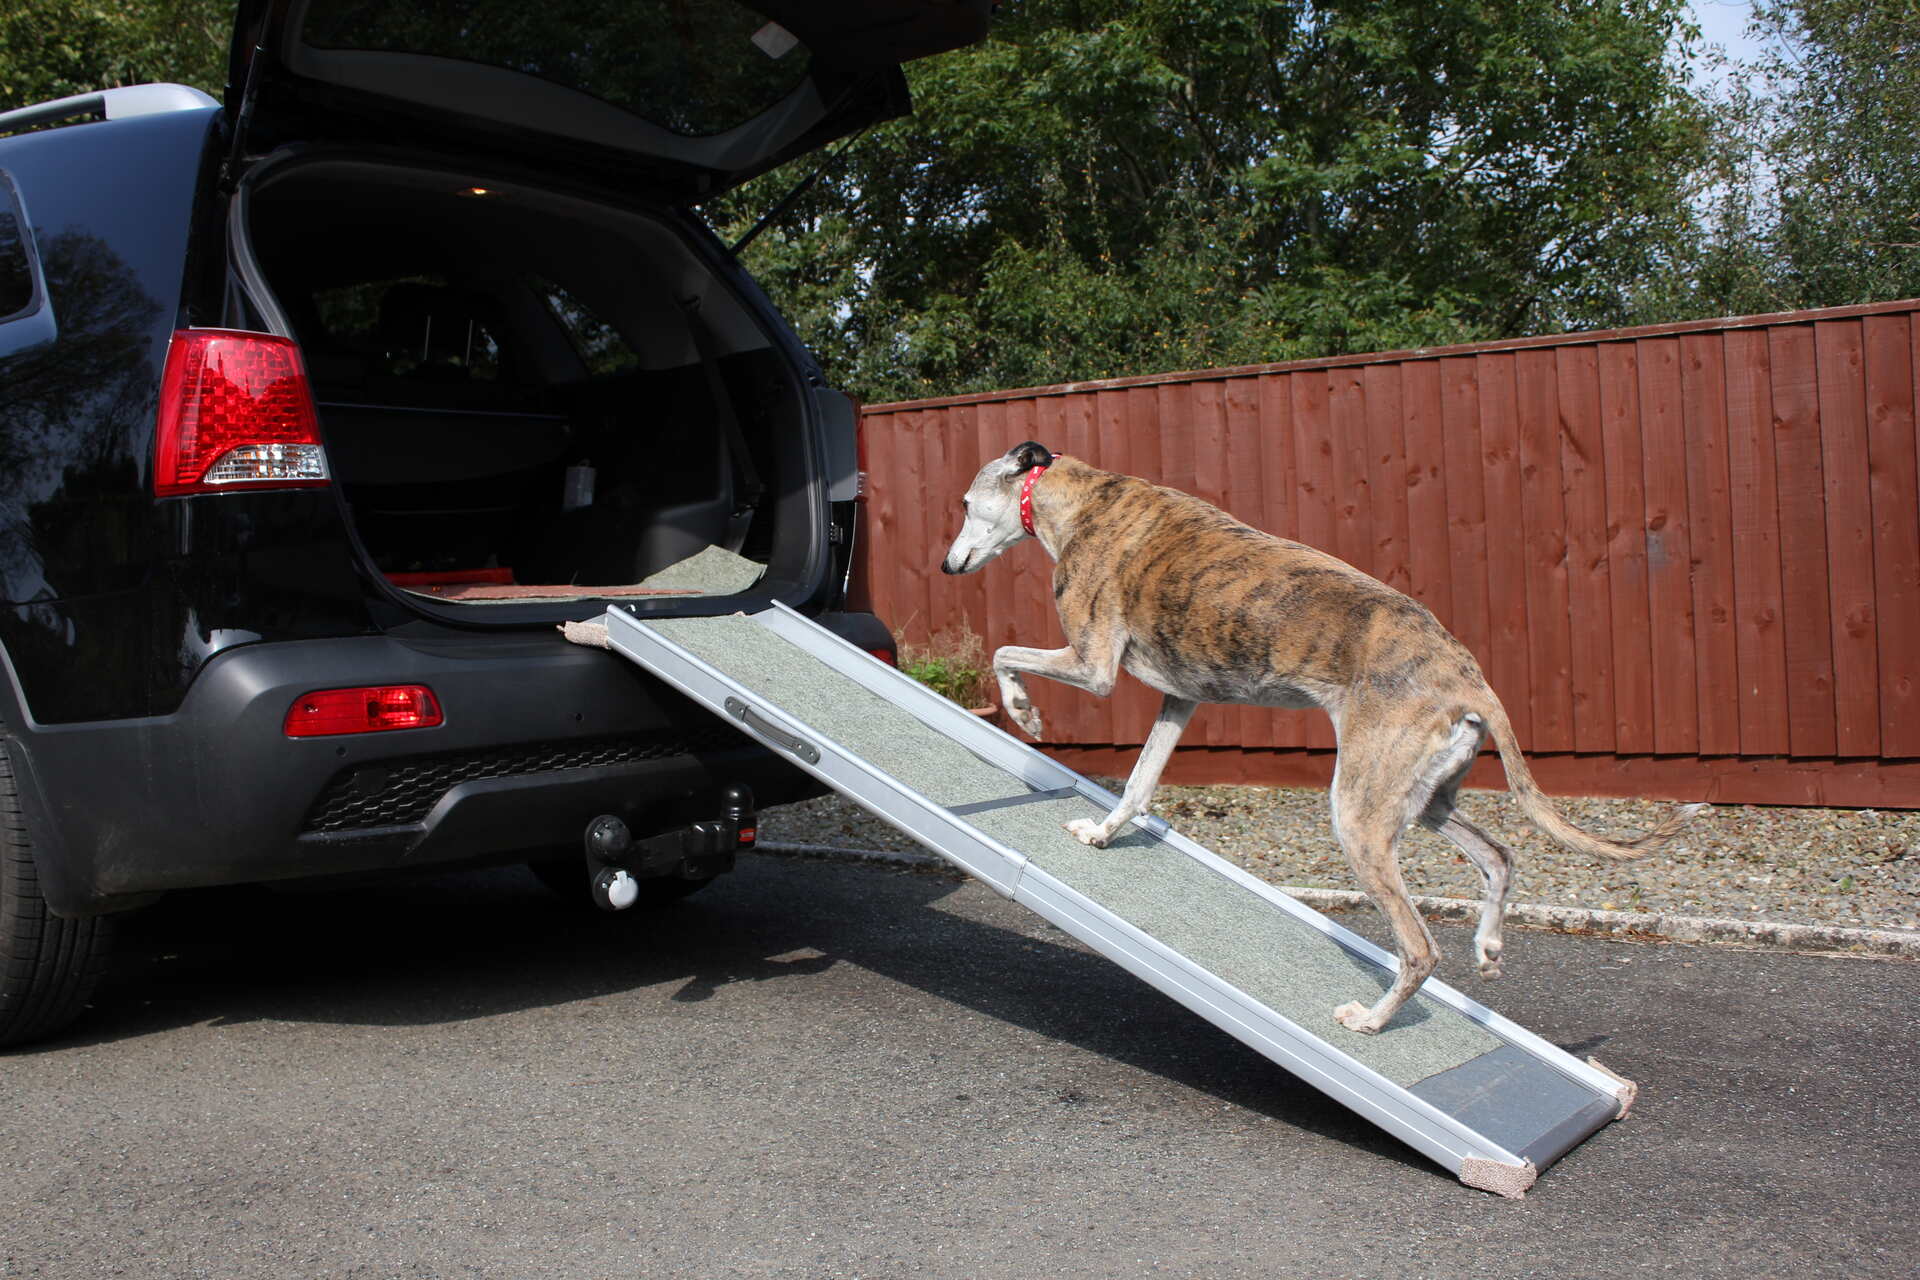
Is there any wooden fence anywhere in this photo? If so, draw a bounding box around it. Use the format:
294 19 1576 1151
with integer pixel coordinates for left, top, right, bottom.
856 299 1920 808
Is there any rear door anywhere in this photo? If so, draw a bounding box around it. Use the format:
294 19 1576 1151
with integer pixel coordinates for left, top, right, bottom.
227 0 992 201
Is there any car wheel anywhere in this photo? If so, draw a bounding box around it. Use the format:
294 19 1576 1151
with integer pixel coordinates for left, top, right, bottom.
525 855 714 910
0 744 114 1048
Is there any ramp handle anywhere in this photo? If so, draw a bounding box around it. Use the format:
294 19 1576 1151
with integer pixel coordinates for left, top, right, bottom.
724 696 820 765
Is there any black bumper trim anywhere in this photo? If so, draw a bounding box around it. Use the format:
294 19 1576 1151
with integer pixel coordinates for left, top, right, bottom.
6 629 826 915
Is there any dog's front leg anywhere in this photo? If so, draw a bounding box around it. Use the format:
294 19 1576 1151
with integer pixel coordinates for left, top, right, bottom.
990 641 1120 739
1067 694 1199 848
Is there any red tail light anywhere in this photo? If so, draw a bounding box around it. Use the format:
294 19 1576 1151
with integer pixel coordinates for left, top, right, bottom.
284 686 443 737
154 329 329 497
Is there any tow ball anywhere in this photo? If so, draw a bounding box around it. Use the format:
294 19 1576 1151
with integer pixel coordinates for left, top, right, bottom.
583 784 756 911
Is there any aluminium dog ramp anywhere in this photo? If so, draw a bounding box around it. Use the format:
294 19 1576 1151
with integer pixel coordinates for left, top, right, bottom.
596 602 1635 1197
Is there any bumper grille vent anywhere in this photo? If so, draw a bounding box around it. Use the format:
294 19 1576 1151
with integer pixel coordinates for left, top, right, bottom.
301 727 745 833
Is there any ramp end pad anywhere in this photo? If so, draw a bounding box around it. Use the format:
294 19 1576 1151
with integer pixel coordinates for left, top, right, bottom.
1459 1156 1538 1199
1408 1045 1623 1170
560 620 612 649
1584 1056 1639 1119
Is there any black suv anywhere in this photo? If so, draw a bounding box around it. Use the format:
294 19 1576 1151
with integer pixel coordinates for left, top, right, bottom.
0 0 989 1046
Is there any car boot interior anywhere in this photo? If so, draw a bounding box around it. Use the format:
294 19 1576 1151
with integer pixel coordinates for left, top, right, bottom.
242 158 806 603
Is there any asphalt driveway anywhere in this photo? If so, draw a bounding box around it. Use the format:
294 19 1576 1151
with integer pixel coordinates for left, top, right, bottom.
2 853 1914 1279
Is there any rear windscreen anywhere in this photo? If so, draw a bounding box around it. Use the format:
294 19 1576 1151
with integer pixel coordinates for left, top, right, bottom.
299 0 816 138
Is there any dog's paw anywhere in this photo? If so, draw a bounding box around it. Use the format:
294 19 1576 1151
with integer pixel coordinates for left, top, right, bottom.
1476 941 1504 980
1008 700 1044 738
1066 818 1111 848
1333 1001 1383 1035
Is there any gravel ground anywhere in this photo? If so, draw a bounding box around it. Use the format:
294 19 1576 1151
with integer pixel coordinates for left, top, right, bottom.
760 782 1920 932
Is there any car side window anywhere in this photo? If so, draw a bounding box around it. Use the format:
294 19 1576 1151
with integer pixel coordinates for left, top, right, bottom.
536 278 640 378
0 189 31 319
0 170 56 357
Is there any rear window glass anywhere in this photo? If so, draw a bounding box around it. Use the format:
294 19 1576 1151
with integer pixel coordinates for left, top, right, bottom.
300 0 815 138
312 274 506 382
537 280 639 377
0 175 38 322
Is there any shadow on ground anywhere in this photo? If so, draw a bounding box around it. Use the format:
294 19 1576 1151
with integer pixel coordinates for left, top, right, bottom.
63 852 1479 1176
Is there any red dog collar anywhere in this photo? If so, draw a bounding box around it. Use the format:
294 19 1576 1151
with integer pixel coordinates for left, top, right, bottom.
1018 462 1050 536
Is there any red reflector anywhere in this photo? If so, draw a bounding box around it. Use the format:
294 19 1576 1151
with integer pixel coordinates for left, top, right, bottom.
284 686 443 737
737 826 757 845
155 329 329 497
866 647 897 666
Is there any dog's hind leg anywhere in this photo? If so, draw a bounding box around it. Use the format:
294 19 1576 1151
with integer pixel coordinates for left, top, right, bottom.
1414 717 1511 979
1327 709 1465 1033
1067 694 1199 847
1329 800 1438 1036
1426 813 1514 979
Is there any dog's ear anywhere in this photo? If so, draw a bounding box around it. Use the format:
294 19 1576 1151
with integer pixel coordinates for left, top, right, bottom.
1006 441 1054 472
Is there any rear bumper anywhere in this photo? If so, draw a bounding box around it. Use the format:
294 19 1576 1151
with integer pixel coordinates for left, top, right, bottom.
4 625 836 917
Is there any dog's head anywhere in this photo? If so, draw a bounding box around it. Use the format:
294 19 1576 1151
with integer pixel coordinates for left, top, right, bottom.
940 441 1054 575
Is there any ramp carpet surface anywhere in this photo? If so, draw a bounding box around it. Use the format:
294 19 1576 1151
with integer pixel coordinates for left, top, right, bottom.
652 614 1504 1089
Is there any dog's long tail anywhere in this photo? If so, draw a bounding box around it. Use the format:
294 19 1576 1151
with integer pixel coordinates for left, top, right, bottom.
1478 699 1705 862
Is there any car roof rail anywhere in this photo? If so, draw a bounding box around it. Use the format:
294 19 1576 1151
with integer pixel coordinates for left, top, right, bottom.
0 83 218 138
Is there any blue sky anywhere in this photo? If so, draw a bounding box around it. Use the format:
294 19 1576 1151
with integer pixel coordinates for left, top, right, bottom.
1685 0 1782 92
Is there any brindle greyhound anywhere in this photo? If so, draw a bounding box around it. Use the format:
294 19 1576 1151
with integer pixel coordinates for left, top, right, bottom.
941 441 1703 1034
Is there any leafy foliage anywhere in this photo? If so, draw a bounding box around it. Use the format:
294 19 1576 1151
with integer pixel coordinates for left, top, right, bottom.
0 0 226 110
4 0 1908 406
707 0 1712 402
1666 0 1920 315
898 627 992 708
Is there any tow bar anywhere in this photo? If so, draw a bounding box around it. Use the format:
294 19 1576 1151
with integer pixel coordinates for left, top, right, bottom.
583 784 756 911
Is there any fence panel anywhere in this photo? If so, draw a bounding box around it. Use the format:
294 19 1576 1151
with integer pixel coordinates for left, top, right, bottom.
1768 323 1839 758
1723 328 1791 757
1864 314 1920 756
1556 344 1616 753
1598 341 1656 753
857 299 1920 806
1516 348 1574 752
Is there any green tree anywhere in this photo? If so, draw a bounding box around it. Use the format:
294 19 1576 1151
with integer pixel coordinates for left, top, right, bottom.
708 0 1711 402
0 0 227 111
1673 0 1920 315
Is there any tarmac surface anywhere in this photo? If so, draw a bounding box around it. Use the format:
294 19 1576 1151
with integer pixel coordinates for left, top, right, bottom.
2 852 1915 1279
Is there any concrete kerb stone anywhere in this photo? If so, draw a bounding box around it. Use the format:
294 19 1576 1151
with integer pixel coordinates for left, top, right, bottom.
752 841 1920 960
1281 886 1920 959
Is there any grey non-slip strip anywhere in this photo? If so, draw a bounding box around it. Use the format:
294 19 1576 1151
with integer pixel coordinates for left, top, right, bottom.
946 786 1081 817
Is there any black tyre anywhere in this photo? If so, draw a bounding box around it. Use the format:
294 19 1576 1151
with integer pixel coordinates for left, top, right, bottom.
0 744 114 1048
525 855 715 910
